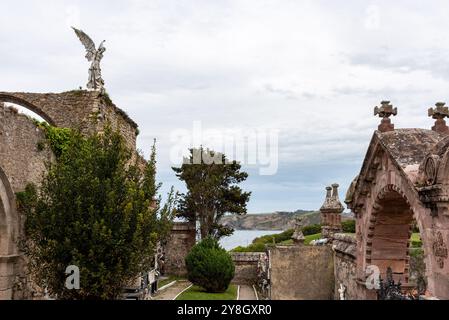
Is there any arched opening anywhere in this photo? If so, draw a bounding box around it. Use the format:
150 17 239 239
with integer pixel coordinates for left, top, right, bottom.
2 103 48 124
0 167 15 256
0 166 18 299
368 189 419 286
0 94 55 126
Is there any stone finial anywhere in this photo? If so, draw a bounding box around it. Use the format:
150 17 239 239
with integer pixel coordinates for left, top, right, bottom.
320 183 344 238
331 183 339 199
428 102 449 134
320 185 344 213
325 186 332 198
374 101 397 132
291 216 305 245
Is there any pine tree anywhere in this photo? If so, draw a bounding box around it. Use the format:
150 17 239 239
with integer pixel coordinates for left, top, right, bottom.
172 147 251 240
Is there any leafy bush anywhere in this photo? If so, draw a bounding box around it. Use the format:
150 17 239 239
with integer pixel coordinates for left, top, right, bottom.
302 224 322 236
410 233 422 248
18 128 176 299
36 122 73 158
409 248 426 286
342 220 356 233
185 237 235 293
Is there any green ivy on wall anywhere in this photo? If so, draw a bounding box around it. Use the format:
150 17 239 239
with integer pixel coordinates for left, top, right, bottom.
34 120 73 158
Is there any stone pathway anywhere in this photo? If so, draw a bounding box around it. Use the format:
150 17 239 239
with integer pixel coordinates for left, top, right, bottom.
152 280 192 300
238 285 258 300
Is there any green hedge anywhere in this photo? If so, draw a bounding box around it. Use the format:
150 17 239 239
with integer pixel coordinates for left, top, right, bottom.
185 237 235 293
302 224 322 236
342 220 356 233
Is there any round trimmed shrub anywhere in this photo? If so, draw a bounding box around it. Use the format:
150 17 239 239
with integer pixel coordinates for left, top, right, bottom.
185 237 235 293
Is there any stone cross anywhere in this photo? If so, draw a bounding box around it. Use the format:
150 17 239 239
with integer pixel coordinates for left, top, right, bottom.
374 101 397 132
428 102 449 134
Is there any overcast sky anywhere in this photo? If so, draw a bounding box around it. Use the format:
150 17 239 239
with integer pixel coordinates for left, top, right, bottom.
2 0 449 213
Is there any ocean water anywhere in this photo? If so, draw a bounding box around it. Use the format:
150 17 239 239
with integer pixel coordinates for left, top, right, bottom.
219 230 283 251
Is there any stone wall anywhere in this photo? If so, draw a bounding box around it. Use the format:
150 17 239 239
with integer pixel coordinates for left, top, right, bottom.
0 106 53 192
164 222 196 276
0 106 53 299
231 252 265 285
268 245 334 300
332 233 361 299
0 91 138 151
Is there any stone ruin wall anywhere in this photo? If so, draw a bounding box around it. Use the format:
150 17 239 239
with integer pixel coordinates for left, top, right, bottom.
268 245 335 300
96 96 138 152
163 222 196 276
0 91 138 152
230 252 266 285
332 233 371 300
0 105 53 192
0 105 55 299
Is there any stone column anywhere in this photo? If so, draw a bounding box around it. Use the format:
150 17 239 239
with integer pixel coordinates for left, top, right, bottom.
374 101 397 133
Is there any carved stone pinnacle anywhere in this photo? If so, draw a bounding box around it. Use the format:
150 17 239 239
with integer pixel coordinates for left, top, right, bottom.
428 102 449 120
374 101 397 132
374 101 398 119
429 102 449 134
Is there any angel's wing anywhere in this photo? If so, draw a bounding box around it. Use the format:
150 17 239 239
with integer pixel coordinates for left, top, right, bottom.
72 27 96 61
98 40 106 51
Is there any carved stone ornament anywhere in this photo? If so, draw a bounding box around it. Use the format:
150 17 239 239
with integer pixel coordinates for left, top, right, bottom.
424 155 440 186
433 231 448 269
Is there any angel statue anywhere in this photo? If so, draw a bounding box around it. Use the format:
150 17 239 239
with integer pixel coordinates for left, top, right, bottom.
72 27 106 91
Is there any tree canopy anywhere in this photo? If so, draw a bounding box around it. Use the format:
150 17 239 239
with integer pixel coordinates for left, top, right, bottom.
172 147 251 240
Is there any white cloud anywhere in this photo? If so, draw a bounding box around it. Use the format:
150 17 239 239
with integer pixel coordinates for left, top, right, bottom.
2 0 449 212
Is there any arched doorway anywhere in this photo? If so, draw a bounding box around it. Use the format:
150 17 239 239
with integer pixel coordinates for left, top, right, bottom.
0 166 19 299
367 187 419 286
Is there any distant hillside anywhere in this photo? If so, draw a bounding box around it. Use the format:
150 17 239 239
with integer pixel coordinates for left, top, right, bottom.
220 210 353 231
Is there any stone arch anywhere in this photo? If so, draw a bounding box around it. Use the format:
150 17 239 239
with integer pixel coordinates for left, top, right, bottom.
435 148 449 185
365 184 427 285
0 93 56 126
0 166 18 255
0 166 20 299
347 129 449 299
354 156 442 298
350 139 440 297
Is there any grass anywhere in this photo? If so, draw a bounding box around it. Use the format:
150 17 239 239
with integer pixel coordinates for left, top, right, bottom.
231 230 422 252
158 275 184 288
305 233 322 244
176 284 238 300
231 229 294 252
278 233 322 245
278 232 420 247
